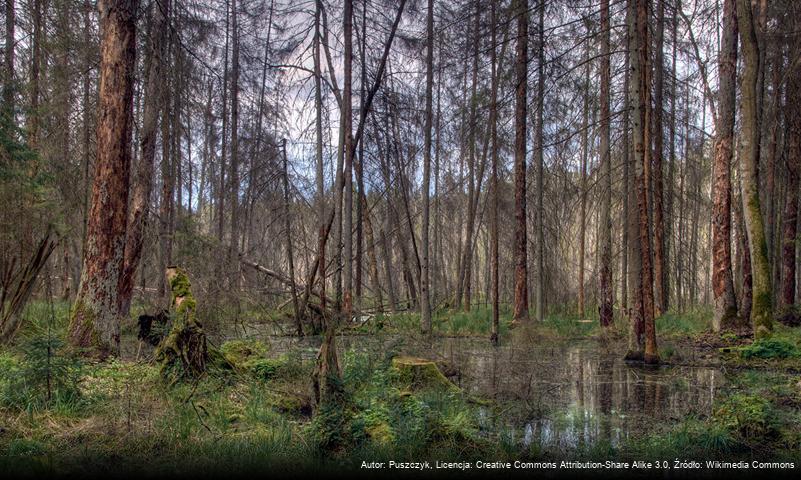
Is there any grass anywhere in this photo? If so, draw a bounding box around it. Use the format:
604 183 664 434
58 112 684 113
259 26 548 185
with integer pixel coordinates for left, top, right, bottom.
359 303 718 343
656 307 712 337
3 299 801 475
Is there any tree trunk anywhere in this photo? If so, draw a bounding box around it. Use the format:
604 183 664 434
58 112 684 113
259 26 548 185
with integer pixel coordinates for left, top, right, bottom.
652 0 666 316
636 0 658 364
782 48 801 308
534 1 545 322
361 194 383 311
420 0 433 333
282 140 301 335
217 0 229 247
621 17 631 312
27 0 41 147
68 0 139 357
120 0 170 317
736 0 772 338
512 0 529 322
711 0 739 330
228 0 240 285
598 0 613 328
490 0 500 343
3 0 14 113
314 0 326 322
578 29 589 318
342 0 354 316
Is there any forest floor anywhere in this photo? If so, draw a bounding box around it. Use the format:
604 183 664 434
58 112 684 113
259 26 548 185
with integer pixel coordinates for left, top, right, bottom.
0 301 799 477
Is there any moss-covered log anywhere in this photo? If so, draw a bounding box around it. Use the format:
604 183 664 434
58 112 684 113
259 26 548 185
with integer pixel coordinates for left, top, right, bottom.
155 267 207 383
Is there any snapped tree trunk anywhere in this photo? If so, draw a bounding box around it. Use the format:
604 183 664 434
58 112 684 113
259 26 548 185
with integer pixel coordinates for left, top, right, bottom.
156 267 208 383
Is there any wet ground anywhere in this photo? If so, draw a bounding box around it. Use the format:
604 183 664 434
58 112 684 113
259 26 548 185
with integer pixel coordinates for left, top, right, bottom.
216 325 725 451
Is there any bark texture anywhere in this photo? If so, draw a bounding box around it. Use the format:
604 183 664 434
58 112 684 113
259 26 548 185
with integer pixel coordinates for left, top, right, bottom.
68 0 139 357
711 0 739 330
782 41 801 308
736 0 772 337
598 0 613 328
512 0 529 322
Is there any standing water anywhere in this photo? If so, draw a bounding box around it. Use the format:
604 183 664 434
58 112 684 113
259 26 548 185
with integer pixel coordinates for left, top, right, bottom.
220 327 723 451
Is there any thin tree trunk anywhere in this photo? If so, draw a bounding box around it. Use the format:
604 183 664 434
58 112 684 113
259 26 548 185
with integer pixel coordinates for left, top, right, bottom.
626 0 644 361
652 0 667 316
361 195 383 310
217 0 230 246
120 0 170 317
342 0 354 316
228 0 240 285
621 16 631 312
737 177 753 320
635 0 658 364
664 10 678 312
282 140 301 335
578 28 589 318
355 0 366 307
711 0 739 330
534 0 545 322
27 0 41 147
314 0 325 325
490 0 500 343
598 0 613 328
512 0 529 322
782 50 801 308
3 0 15 113
420 0 433 333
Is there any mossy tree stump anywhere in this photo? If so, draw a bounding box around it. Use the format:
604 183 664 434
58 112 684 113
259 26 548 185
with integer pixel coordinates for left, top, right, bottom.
391 356 459 392
155 267 207 383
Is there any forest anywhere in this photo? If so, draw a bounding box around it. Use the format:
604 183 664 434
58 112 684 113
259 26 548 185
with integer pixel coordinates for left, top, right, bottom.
0 0 800 476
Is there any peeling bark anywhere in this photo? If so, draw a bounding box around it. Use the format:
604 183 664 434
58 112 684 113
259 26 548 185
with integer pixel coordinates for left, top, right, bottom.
68 0 139 357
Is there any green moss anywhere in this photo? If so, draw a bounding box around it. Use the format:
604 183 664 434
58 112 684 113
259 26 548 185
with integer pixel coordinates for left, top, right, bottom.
738 338 800 360
156 269 207 383
714 394 778 439
67 300 103 353
169 271 193 300
390 356 459 392
753 291 772 318
219 339 269 369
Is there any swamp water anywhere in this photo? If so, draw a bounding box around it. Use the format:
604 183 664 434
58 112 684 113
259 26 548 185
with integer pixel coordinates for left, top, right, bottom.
219 325 724 452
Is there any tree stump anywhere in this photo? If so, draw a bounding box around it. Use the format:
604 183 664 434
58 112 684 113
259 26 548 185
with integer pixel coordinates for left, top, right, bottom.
155 267 207 383
391 356 459 392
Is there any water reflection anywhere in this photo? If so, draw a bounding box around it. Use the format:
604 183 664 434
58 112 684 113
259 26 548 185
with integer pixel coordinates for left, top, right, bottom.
223 328 723 450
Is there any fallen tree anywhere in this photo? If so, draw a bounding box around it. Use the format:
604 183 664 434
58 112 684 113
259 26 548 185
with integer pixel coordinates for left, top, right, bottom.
0 227 58 344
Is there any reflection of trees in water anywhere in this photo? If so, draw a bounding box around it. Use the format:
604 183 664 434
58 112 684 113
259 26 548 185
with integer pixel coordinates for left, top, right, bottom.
253 334 722 449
